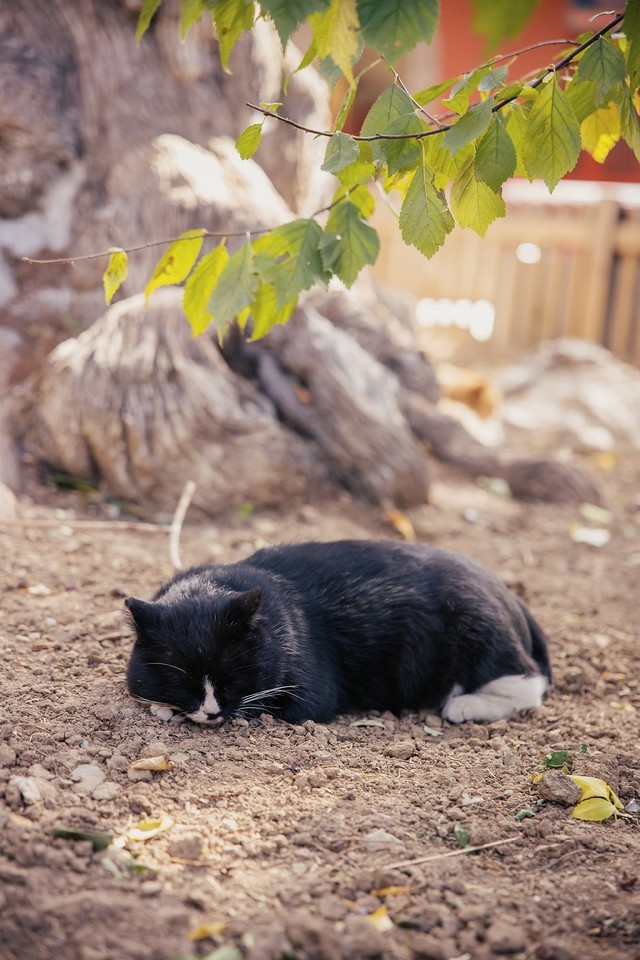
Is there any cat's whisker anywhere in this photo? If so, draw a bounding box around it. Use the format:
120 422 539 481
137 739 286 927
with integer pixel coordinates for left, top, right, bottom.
145 661 188 675
239 684 299 705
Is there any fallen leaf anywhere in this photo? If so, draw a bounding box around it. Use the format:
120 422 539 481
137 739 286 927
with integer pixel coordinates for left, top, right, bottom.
350 719 385 728
129 755 174 772
52 827 113 851
189 922 227 941
578 502 612 525
453 823 470 847
423 723 443 738
515 809 535 821
385 509 416 541
366 906 394 933
539 749 571 772
126 813 173 842
569 774 623 822
569 523 610 547
370 885 407 897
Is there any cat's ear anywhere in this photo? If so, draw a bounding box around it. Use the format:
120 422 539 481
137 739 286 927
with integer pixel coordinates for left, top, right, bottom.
125 597 159 632
227 587 261 624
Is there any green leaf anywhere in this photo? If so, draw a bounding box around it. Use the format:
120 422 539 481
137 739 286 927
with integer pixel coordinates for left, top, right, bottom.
505 102 530 177
207 241 259 339
453 823 470 848
357 0 440 64
322 132 360 174
566 78 598 124
320 201 379 286
471 0 542 50
331 183 375 218
413 76 456 106
102 249 128 306
336 141 376 188
135 0 162 41
443 97 494 155
144 229 205 304
539 749 571 770
581 101 620 163
183 244 229 336
523 74 581 191
361 85 422 164
248 282 297 340
577 37 627 106
379 113 427 174
335 81 359 130
478 64 509 92
474 114 517 191
399 149 454 258
450 151 505 235
260 0 328 47
236 123 263 159
625 0 640 90
619 81 640 160
310 0 360 82
211 0 256 72
180 0 208 39
254 219 329 306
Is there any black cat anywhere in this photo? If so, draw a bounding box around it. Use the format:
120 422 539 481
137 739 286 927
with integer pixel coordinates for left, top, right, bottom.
125 540 551 725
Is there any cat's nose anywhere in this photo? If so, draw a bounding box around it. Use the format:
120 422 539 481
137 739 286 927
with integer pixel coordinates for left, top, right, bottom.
206 711 220 719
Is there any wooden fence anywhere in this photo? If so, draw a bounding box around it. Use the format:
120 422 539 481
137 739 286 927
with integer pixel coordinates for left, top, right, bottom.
372 180 640 365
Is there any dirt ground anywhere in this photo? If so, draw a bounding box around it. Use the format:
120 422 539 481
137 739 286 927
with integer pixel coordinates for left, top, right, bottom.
1 452 639 960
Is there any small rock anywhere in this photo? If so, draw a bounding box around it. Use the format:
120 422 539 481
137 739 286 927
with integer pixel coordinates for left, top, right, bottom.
0 744 17 767
141 740 169 757
361 828 404 851
27 764 53 780
140 880 163 897
486 916 526 954
127 768 152 782
71 764 105 793
537 769 582 806
168 835 204 860
10 776 42 805
107 755 129 772
92 781 121 801
384 739 417 760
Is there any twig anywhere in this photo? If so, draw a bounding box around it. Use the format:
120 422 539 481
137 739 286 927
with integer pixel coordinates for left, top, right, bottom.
0 517 170 532
169 480 196 571
384 836 520 870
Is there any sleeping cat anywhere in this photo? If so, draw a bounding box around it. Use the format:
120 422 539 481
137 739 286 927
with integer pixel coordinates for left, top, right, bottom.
125 540 551 726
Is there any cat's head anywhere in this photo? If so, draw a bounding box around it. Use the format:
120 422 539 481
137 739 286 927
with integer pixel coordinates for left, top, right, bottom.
125 586 263 724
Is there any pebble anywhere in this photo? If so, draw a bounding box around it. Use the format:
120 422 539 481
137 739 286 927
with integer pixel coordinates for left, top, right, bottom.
0 744 17 767
361 828 404 851
384 739 417 760
537 769 582 806
92 781 121 801
168 835 204 860
127 768 152 782
71 764 105 793
486 917 526 954
141 740 169 757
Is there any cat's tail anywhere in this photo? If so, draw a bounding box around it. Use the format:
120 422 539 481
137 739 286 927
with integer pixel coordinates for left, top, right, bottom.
518 598 553 686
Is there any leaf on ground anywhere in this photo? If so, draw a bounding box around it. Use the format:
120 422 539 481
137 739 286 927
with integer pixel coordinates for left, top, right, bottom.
129 754 174 772
515 809 536 821
144 229 205 304
188 921 227 942
102 249 128 305
539 749 571 771
453 823 470 848
385 509 416 541
569 774 624 822
52 827 113 852
366 906 394 932
350 719 385 728
127 813 173 842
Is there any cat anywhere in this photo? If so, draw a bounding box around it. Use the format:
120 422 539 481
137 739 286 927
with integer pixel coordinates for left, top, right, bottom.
125 539 551 726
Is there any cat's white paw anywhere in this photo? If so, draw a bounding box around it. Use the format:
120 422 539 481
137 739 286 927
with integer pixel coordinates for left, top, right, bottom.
150 703 181 722
442 675 547 724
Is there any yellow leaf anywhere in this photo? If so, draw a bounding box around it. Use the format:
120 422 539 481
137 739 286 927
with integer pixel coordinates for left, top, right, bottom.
572 796 619 822
102 249 128 305
189 922 226 941
144 229 205 304
127 813 173 842
581 102 620 164
129 754 174 772
370 885 407 897
385 509 416 541
366 906 394 933
310 0 359 83
569 774 623 821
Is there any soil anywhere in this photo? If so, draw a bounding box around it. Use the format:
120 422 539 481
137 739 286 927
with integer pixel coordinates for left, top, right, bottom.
1 455 640 960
